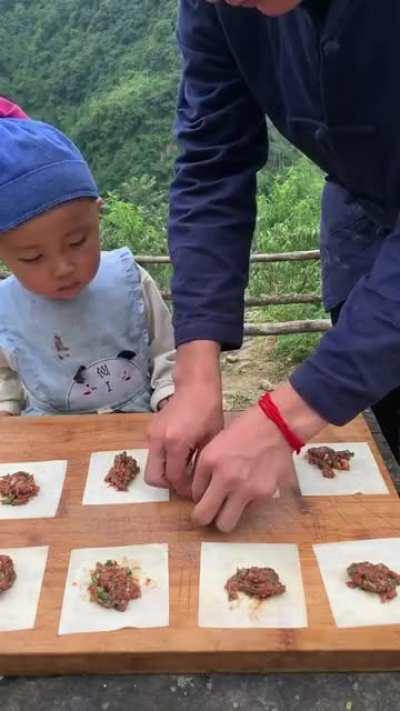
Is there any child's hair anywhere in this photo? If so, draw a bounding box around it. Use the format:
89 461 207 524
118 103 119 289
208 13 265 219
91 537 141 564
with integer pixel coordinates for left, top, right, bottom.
0 118 99 234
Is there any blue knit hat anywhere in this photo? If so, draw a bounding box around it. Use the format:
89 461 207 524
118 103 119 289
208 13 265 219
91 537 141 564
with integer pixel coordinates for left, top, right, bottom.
0 118 99 233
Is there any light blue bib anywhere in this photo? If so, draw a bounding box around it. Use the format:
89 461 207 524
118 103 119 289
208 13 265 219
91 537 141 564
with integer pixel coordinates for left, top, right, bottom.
0 248 152 415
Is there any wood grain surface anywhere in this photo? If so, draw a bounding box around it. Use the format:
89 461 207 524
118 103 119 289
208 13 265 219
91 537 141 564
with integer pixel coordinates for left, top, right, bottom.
0 413 399 675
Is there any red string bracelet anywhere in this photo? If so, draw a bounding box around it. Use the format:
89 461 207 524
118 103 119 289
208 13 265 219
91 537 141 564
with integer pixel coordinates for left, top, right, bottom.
258 392 304 454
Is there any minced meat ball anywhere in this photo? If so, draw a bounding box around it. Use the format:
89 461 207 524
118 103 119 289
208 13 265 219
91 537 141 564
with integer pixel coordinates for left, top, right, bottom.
0 555 16 593
225 566 286 602
0 471 40 505
104 452 140 492
347 561 400 602
306 446 354 479
88 559 141 611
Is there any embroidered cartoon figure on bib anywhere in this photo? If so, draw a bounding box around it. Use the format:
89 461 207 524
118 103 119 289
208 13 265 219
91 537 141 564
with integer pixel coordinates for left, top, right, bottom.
67 351 147 411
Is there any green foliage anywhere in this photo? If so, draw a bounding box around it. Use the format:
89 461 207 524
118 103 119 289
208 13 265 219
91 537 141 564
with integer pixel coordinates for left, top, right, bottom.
252 156 325 371
253 155 322 296
0 1 302 195
0 2 326 370
0 0 179 191
267 120 300 171
100 157 325 369
101 187 170 290
118 175 168 217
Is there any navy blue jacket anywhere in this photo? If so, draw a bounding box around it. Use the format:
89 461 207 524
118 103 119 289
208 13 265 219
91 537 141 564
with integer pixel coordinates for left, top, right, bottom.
169 0 400 425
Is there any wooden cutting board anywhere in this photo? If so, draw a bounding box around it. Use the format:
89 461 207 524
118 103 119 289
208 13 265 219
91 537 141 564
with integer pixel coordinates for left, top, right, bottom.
0 412 399 675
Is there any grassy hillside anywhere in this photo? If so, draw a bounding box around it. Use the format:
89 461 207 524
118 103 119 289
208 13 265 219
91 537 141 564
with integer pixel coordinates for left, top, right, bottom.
0 0 180 190
0 0 302 191
0 0 325 373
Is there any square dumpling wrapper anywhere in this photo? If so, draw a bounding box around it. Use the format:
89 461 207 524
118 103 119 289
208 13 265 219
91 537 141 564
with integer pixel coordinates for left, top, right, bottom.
198 542 307 629
294 443 388 496
0 546 49 631
314 538 400 627
82 449 169 505
58 543 169 635
0 460 67 520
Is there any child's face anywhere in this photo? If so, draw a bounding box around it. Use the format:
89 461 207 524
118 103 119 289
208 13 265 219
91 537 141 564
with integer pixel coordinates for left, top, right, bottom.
0 198 101 300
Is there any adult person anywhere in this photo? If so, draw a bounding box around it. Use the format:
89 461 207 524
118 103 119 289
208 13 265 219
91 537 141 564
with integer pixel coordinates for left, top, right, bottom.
146 0 400 531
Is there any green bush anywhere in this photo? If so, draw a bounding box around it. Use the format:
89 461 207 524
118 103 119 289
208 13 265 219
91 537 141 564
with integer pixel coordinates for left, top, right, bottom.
252 156 325 371
100 156 325 371
101 185 170 291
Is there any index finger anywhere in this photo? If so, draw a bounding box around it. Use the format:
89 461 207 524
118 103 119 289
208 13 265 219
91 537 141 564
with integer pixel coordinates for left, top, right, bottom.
144 439 169 489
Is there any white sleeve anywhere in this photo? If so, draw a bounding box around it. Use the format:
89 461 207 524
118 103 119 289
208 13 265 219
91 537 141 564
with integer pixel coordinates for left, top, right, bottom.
0 349 24 415
139 266 176 411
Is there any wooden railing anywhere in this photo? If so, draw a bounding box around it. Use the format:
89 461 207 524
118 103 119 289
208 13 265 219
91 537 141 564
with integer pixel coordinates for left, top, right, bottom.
136 250 330 337
135 249 321 264
0 249 331 337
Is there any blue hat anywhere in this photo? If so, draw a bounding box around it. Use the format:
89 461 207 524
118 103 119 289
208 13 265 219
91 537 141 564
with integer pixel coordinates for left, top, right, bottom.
0 118 99 232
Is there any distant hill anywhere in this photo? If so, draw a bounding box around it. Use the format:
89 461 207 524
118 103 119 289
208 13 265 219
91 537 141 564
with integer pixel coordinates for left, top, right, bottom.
0 0 300 194
0 0 180 191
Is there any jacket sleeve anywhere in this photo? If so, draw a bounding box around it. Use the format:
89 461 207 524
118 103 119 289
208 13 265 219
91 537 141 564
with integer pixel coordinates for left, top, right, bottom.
139 266 176 411
0 349 23 414
291 226 400 424
169 0 268 351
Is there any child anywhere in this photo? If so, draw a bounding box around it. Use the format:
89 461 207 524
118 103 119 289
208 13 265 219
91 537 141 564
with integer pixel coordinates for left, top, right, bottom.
0 118 175 416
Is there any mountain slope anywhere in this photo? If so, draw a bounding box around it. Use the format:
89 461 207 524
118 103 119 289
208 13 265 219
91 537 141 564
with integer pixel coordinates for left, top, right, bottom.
0 0 180 190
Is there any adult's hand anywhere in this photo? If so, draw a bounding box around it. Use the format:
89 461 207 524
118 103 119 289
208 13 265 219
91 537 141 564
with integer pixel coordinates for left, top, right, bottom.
191 382 327 531
145 341 224 497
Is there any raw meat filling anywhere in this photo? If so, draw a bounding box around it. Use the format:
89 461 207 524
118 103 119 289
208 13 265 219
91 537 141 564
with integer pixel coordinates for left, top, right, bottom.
104 452 140 492
306 446 354 479
0 554 16 593
88 559 141 611
225 566 286 602
0 471 40 505
347 561 400 602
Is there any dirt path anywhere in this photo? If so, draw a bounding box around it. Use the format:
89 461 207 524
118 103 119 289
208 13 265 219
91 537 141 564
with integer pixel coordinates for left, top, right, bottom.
221 336 282 410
